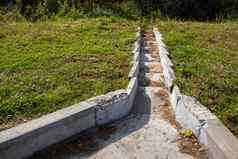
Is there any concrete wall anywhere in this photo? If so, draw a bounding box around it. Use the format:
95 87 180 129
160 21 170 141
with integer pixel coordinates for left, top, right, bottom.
0 30 141 159
153 28 238 159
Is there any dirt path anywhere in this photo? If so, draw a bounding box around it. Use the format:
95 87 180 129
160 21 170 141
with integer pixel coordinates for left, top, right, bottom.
28 31 208 159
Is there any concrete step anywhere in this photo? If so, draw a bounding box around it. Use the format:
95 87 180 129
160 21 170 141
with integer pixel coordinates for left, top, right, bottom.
140 62 163 73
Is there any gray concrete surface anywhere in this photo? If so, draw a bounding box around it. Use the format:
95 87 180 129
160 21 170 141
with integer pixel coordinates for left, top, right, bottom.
206 119 238 159
0 81 140 159
128 61 140 79
74 87 194 159
0 89 136 159
0 102 96 159
153 28 175 89
127 77 138 112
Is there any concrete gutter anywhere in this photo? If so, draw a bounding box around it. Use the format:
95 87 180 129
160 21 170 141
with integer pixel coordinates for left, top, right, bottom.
153 27 238 159
0 29 142 159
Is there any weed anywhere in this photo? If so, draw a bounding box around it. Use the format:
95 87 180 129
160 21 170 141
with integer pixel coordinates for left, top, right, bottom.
180 129 193 138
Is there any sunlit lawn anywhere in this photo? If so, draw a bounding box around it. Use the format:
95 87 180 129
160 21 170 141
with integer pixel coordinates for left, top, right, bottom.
0 17 137 130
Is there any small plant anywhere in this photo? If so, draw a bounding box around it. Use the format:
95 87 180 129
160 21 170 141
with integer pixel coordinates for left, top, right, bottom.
180 129 193 138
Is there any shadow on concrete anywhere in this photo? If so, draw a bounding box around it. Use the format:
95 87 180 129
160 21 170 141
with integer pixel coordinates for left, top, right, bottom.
27 87 151 159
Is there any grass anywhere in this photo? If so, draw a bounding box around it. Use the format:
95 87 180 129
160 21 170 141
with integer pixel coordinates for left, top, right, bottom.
0 17 137 129
157 20 238 137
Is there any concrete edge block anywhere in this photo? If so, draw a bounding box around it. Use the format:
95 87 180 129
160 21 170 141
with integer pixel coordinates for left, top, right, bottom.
132 31 142 54
159 45 170 56
133 51 140 61
95 77 138 126
0 101 97 159
164 77 172 89
127 77 137 94
153 28 174 90
162 66 175 89
132 42 140 54
159 41 167 50
162 65 175 80
127 77 138 110
128 61 140 79
174 95 216 142
175 95 207 140
153 28 162 40
168 67 175 79
0 89 131 159
169 85 181 110
95 90 128 125
0 101 95 143
172 93 238 159
161 52 173 66
129 30 141 79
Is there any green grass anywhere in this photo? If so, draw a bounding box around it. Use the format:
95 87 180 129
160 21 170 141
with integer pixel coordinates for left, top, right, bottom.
157 20 238 137
0 17 137 128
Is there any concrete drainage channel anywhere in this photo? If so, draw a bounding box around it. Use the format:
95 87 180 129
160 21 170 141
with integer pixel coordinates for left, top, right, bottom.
25 31 207 159
153 27 238 159
0 28 237 159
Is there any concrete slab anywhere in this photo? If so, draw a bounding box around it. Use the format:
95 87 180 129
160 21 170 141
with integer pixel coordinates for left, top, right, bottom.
0 103 96 159
79 116 193 159
206 119 238 159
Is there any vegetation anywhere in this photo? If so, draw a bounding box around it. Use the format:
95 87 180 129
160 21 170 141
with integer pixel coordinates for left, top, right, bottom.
0 17 137 129
0 0 238 138
0 0 141 21
180 129 193 138
1 0 238 21
157 20 238 136
154 0 238 20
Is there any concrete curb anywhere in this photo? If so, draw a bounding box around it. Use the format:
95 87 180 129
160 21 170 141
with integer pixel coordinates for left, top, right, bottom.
153 28 175 89
0 30 142 159
153 27 238 159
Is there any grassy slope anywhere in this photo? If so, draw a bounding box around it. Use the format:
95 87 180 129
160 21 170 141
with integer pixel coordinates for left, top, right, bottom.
157 21 238 136
0 17 137 128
